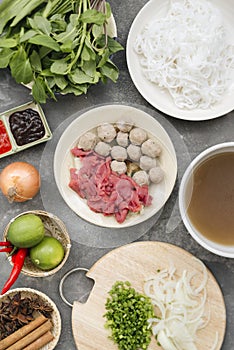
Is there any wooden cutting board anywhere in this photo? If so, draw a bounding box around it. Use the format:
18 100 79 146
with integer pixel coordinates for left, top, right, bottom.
72 242 226 350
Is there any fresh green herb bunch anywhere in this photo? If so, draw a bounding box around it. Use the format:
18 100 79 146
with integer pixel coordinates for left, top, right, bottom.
0 0 123 103
104 281 154 350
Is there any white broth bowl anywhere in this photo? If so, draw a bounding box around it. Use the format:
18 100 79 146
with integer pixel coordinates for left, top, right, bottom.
179 142 234 258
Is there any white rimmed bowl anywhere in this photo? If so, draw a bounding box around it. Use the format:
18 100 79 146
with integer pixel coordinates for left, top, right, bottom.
0 288 61 350
179 142 234 258
54 104 178 228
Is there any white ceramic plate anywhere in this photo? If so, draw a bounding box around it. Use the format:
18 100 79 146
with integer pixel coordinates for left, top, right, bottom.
54 105 177 228
126 0 234 121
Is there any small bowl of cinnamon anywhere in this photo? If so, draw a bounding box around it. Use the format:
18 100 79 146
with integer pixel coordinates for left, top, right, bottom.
0 288 61 350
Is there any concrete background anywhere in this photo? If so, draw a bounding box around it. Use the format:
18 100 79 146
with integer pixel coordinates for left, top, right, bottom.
0 1 233 349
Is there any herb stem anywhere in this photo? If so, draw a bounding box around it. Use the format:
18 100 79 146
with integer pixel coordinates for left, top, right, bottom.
67 0 88 73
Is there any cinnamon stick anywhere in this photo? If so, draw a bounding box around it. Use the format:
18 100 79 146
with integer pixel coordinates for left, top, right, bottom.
23 331 54 350
0 314 47 350
6 320 53 350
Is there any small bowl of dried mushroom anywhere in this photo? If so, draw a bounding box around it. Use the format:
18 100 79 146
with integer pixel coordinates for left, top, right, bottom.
3 210 71 277
0 288 61 350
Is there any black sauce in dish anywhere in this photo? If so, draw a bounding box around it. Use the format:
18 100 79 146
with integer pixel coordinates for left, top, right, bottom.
9 108 45 146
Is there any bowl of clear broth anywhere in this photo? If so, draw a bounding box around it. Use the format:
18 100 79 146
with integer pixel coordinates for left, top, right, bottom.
179 142 234 258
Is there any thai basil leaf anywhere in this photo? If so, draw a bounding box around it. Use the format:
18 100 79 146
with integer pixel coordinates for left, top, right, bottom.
28 15 52 35
60 41 74 53
92 24 103 39
10 0 45 27
81 45 91 61
0 48 14 68
100 60 119 82
82 59 96 78
44 77 56 100
97 35 124 54
82 37 96 60
32 76 47 103
42 0 54 18
69 68 95 84
29 50 42 72
62 83 88 96
20 30 37 43
39 46 52 59
80 10 106 25
54 75 68 90
0 0 30 34
29 34 60 52
41 68 55 77
69 14 80 27
50 58 69 74
0 38 18 48
0 0 17 15
42 55 54 69
81 40 96 62
50 14 67 32
9 47 33 83
46 76 56 89
97 48 110 68
54 22 77 43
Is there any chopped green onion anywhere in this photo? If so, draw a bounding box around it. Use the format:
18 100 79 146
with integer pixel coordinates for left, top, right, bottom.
104 281 154 350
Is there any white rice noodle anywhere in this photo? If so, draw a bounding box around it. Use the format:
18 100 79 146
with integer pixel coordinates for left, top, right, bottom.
144 259 218 349
134 0 234 109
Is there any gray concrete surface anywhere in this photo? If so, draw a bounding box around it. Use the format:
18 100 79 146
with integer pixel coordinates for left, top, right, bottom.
0 1 233 349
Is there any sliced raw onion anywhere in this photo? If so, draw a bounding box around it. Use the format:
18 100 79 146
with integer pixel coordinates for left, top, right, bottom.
144 259 218 350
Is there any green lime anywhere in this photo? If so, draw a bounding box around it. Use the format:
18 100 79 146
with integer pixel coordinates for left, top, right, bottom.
29 236 65 271
7 213 45 248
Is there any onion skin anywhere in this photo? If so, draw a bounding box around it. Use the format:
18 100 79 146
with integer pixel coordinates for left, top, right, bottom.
0 161 40 202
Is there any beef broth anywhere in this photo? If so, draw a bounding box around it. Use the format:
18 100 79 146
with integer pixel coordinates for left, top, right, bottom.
187 152 234 246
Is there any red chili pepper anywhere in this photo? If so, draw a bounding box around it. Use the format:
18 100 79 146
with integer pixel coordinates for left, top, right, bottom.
1 248 28 295
0 241 12 246
0 247 13 253
0 241 13 253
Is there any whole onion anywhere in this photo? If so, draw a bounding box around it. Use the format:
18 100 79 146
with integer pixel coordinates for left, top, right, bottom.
0 161 40 202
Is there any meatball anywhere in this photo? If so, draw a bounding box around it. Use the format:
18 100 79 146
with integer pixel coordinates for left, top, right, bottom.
78 132 97 151
111 146 128 161
95 141 111 157
116 120 133 132
127 144 142 162
140 155 157 171
129 127 148 145
133 170 149 186
149 167 164 184
111 160 127 175
97 123 116 143
141 139 162 158
116 131 129 147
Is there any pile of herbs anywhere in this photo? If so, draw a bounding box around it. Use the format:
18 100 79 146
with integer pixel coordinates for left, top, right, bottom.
0 0 123 103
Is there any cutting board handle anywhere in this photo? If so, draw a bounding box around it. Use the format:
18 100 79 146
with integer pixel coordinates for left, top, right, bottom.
59 267 89 307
